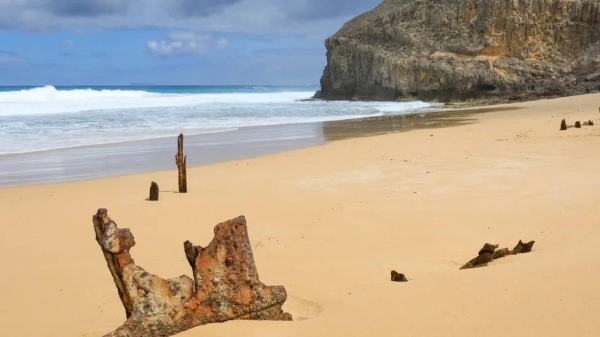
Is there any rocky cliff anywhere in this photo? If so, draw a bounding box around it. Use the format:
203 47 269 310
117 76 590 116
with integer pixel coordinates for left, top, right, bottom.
316 0 600 102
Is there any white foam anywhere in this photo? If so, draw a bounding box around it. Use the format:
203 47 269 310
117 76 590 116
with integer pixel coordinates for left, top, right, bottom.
0 86 434 155
0 85 154 102
374 101 433 112
0 86 315 116
2 127 241 155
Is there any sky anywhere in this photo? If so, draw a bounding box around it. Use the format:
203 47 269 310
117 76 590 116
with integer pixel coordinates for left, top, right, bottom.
0 0 381 86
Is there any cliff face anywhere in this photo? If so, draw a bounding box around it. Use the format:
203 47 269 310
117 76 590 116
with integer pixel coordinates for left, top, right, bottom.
316 0 600 102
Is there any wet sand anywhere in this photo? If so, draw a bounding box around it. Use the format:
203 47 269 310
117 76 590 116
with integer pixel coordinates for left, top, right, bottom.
0 105 519 187
0 123 325 187
1 94 600 337
322 106 524 140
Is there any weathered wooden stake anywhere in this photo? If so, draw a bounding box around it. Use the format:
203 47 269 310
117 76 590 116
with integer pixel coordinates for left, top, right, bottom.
575 121 582 128
175 133 187 193
149 181 159 201
560 119 567 131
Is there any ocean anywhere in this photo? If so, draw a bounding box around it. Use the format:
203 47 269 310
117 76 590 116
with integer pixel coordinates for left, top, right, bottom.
0 85 432 155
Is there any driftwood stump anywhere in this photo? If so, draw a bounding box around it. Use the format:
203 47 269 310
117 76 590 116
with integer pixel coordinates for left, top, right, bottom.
149 181 159 201
93 209 291 337
583 120 594 126
575 121 582 128
460 240 535 270
560 119 567 131
175 133 187 193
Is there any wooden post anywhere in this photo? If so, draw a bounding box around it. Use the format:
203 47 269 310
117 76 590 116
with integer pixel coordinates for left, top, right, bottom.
560 119 567 131
175 133 187 193
575 121 582 128
149 181 159 201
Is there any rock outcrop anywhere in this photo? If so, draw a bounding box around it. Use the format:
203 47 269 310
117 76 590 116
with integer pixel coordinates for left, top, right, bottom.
316 0 600 102
93 209 291 337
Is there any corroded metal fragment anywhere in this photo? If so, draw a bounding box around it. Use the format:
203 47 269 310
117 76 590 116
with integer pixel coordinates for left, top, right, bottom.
512 240 535 254
460 240 535 270
390 270 408 282
93 209 291 337
149 181 159 201
175 134 187 193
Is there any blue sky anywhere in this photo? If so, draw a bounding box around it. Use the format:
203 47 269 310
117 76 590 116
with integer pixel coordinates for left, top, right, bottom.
0 0 381 86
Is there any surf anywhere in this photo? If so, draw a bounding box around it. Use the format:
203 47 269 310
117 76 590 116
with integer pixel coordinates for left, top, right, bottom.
0 85 316 117
0 85 434 155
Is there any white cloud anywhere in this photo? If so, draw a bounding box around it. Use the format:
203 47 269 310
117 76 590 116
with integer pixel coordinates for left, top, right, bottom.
217 38 228 49
147 32 211 56
147 40 184 55
0 0 380 39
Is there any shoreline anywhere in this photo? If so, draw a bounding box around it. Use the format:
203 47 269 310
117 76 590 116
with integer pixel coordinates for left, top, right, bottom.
0 104 480 188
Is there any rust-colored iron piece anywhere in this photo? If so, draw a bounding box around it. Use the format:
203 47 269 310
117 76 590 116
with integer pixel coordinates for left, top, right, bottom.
149 181 159 201
93 209 291 337
460 240 535 270
390 270 408 282
175 133 187 193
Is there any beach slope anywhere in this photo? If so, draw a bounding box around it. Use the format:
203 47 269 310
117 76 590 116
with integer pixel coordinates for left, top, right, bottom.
1 94 599 336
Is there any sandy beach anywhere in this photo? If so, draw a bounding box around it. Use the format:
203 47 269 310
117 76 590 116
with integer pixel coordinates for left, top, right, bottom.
1 93 600 336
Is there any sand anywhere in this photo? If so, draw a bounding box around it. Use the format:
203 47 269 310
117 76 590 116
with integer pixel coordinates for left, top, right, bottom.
1 94 599 337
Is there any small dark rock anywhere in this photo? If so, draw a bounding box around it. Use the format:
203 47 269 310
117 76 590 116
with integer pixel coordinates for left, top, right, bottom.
390 270 408 282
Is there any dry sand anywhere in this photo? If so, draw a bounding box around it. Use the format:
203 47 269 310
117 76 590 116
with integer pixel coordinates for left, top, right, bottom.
1 94 600 336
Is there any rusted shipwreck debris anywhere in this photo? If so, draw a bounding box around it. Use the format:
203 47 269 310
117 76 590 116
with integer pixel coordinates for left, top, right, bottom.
390 270 408 282
149 181 159 201
460 240 535 270
93 209 292 337
175 133 187 193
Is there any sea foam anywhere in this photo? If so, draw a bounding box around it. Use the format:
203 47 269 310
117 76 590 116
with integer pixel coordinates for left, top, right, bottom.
0 85 315 116
0 86 434 154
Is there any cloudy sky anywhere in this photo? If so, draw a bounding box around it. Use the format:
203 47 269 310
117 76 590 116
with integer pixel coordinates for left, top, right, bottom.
0 0 380 86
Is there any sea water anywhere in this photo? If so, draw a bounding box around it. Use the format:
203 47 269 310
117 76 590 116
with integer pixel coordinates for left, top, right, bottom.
0 85 432 155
